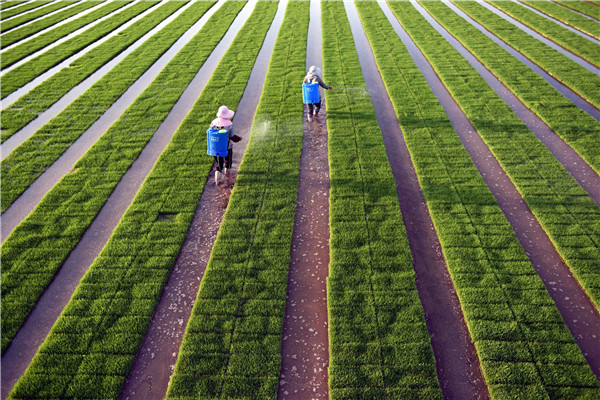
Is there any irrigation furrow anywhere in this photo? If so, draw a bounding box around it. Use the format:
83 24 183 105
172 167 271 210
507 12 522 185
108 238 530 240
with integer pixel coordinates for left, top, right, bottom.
387 0 600 383
486 1 600 73
346 2 483 398
0 0 50 21
521 0 600 42
0 0 128 72
166 3 308 397
122 3 286 398
277 0 329 398
0 0 79 34
416 3 600 207
0 1 202 222
2 2 255 398
554 0 600 21
1 0 218 363
520 0 600 40
0 1 181 143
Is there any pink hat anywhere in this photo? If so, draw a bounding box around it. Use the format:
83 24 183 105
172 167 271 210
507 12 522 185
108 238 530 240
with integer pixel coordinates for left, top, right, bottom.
217 105 235 119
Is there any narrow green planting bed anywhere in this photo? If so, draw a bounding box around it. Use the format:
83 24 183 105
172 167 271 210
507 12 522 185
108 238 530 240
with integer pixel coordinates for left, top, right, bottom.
0 1 199 213
417 1 600 309
422 1 600 176
0 0 243 354
0 0 154 97
323 2 441 399
8 3 282 398
0 0 50 19
166 2 308 398
0 0 183 143
0 0 77 33
487 0 600 67
0 0 122 70
555 0 600 19
0 1 30 12
522 0 600 38
451 1 600 109
360 2 599 397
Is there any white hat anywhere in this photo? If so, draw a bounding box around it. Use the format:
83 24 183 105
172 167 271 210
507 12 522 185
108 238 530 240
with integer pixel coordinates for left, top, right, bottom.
217 105 235 119
308 65 321 76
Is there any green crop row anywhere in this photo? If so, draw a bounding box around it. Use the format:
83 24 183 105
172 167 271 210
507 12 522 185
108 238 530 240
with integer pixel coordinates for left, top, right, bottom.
422 1 600 176
1 0 154 97
0 0 76 33
0 1 29 12
0 1 195 212
421 0 600 310
0 0 182 143
0 0 121 70
452 1 600 109
323 2 442 399
0 0 228 354
361 1 599 398
0 0 50 18
166 2 308 398
487 1 600 67
8 4 286 398
555 0 600 19
522 0 600 39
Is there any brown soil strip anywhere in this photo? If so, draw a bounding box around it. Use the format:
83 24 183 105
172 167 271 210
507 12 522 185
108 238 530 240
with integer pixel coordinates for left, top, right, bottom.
346 3 490 399
120 2 288 399
419 1 600 207
384 2 600 379
277 1 329 398
0 1 213 243
440 1 600 122
0 2 256 397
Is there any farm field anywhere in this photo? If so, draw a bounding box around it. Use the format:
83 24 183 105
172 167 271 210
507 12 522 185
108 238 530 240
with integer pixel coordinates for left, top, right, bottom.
1 1 599 399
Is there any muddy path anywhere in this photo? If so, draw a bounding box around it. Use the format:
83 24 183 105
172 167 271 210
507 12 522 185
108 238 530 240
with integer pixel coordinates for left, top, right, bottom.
120 2 288 399
1 0 167 110
0 1 130 70
0 1 217 242
346 2 490 399
419 1 600 207
439 1 600 122
0 1 259 397
384 1 600 379
518 0 600 43
277 0 330 398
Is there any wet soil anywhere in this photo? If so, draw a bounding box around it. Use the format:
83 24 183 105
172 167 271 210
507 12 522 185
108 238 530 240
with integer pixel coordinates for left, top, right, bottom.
277 1 329 398
479 2 600 76
1 1 216 242
120 2 288 399
517 0 600 43
348 2 490 399
385 2 600 379
1 1 253 396
436 1 600 124
0 1 130 70
416 2 600 207
1 0 170 111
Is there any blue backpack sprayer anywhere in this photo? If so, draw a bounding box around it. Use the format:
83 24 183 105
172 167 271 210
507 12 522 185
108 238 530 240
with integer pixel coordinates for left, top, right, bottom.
302 82 320 104
206 128 229 157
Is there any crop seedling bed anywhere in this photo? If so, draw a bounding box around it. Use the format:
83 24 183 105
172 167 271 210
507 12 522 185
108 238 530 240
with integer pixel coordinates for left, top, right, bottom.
487 1 600 67
0 0 77 33
359 1 599 397
0 0 184 143
0 0 248 354
555 0 600 20
522 0 600 39
1 0 122 70
418 1 600 310
0 0 157 97
0 0 51 19
7 3 281 398
166 2 308 398
0 1 30 12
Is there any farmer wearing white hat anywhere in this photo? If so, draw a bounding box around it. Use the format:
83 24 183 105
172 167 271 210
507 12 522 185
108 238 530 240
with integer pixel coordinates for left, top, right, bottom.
303 65 332 122
210 105 241 185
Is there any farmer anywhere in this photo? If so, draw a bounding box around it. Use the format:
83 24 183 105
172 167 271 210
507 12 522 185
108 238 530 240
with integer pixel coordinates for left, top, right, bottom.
303 65 332 122
210 105 241 185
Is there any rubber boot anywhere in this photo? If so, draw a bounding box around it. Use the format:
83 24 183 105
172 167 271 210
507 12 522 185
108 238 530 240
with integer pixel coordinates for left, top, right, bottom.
215 171 219 186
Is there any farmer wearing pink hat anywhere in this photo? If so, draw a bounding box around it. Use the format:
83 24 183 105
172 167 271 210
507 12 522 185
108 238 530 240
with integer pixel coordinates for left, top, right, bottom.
210 105 241 185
